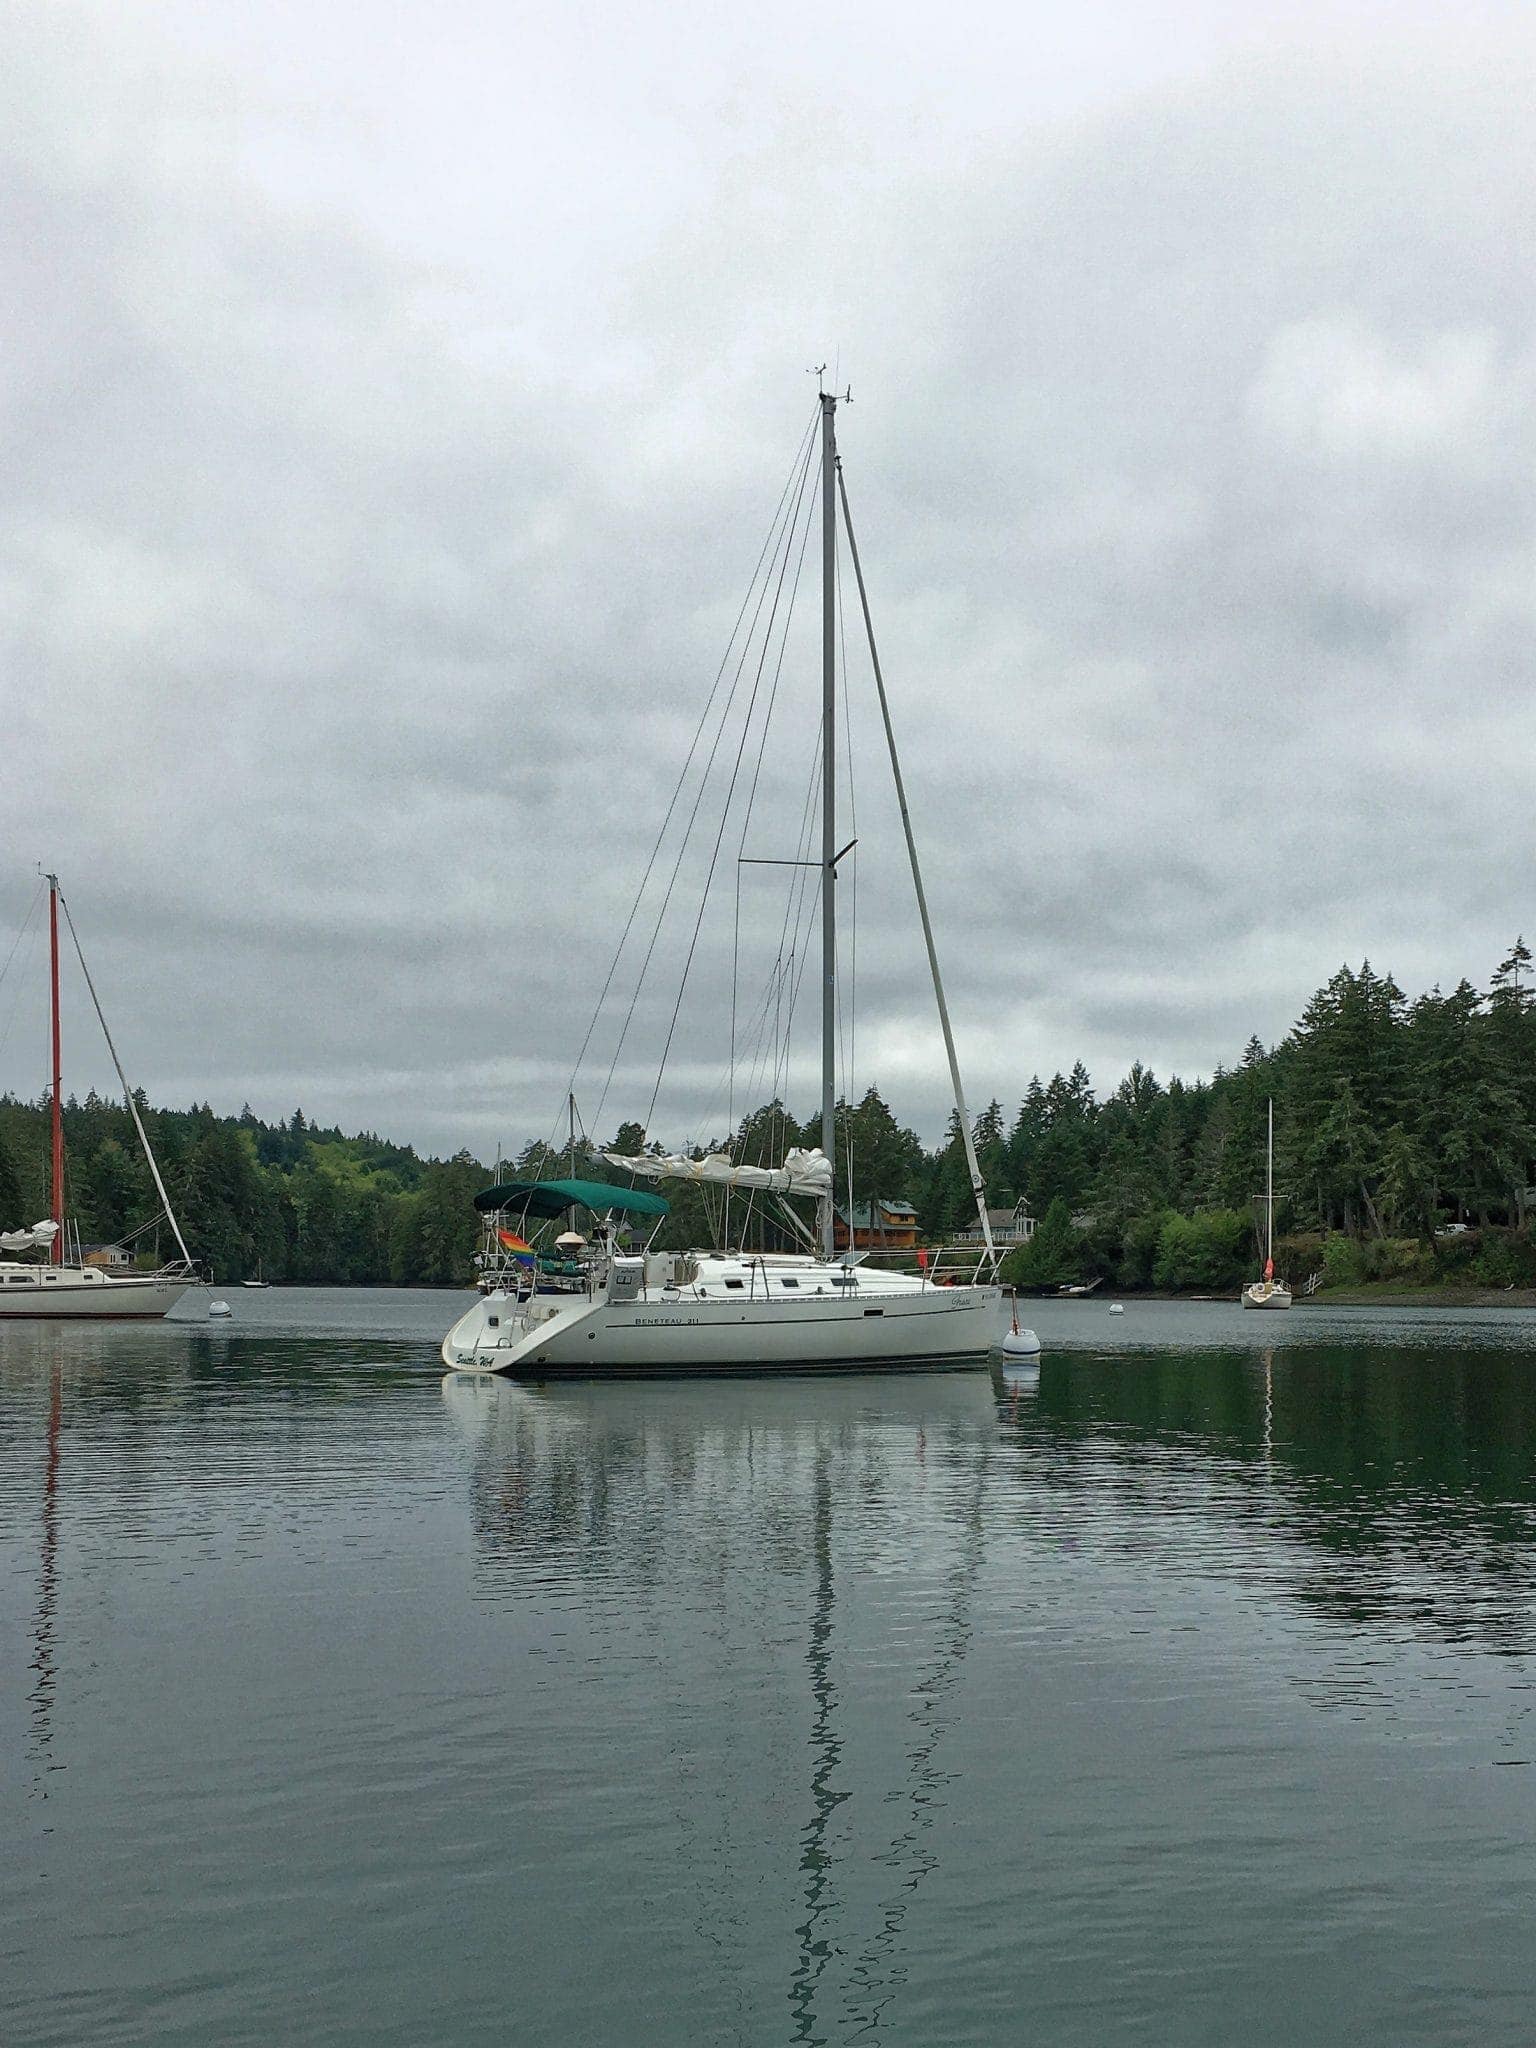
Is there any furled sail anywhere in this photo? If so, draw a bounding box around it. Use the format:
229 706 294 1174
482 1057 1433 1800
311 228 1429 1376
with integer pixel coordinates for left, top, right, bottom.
602 1147 834 1199
0 1221 60 1253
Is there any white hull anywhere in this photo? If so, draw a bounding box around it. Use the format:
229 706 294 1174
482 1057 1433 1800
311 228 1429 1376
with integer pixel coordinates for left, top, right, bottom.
1241 1282 1292 1311
0 1264 192 1319
445 1262 999 1376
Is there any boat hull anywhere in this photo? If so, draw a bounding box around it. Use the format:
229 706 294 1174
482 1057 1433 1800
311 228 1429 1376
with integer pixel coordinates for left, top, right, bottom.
444 1283 1000 1376
1241 1283 1292 1311
0 1269 192 1319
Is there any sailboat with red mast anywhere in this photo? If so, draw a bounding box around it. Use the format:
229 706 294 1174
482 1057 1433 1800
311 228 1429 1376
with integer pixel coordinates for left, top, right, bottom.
0 873 196 1319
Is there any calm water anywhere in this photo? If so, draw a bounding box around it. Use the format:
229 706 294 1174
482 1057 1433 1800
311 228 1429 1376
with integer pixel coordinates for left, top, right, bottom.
4 1290 1536 2045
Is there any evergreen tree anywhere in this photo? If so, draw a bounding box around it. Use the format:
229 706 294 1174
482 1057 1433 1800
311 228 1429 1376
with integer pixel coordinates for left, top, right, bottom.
0 1131 23 1222
1006 1078 1050 1196
1003 1196 1083 1289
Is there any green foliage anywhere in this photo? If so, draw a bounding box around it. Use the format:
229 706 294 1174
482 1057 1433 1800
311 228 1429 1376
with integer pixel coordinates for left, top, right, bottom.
1152 1209 1251 1290
0 1130 25 1223
7 936 1533 1294
1117 1208 1173 1288
837 1087 925 1217
0 1090 481 1286
1470 1231 1536 1288
1001 1196 1083 1290
1359 1236 1433 1285
1320 1234 1366 1289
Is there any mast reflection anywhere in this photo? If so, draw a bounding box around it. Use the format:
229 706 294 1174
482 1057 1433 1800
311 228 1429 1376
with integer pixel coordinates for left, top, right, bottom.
789 1449 844 2041
30 1360 62 1798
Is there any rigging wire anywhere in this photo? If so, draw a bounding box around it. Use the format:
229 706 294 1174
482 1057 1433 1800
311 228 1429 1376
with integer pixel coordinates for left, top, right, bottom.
752 731 823 1127
642 438 822 1134
547 404 820 1155
665 694 824 1257
835 530 858 1229
590 413 822 1140
683 610 826 1159
56 888 195 1269
0 881 45 1068
716 444 830 1238
565 413 816 1152
681 705 826 1248
838 526 858 1116
701 720 821 1152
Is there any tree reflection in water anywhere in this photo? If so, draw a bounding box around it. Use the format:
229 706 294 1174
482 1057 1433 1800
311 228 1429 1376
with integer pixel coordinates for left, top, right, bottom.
1013 1343 1536 1657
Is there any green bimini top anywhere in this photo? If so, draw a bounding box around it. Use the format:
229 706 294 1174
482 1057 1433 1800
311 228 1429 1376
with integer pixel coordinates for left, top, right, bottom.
472 1177 670 1220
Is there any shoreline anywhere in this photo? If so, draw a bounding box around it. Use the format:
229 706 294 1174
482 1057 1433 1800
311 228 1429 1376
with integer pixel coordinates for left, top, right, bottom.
1008 1285 1536 1310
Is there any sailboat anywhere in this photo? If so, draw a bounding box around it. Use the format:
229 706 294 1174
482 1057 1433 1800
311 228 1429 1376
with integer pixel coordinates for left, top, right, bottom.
443 391 1002 1375
0 874 196 1320
1241 1098 1292 1311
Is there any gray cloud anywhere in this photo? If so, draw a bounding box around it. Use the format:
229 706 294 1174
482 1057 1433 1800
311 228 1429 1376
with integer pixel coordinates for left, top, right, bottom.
3 5 1535 1158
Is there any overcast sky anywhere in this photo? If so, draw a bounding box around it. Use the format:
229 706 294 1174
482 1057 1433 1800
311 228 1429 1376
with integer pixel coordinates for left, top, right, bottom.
3 0 1535 1160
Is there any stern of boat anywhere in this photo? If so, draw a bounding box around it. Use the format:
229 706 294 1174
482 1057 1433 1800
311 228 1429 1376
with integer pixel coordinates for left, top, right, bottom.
442 1290 600 1373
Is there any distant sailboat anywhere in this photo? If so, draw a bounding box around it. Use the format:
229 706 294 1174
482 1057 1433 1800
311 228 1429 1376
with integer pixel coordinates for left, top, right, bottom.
0 873 196 1319
1241 1099 1291 1311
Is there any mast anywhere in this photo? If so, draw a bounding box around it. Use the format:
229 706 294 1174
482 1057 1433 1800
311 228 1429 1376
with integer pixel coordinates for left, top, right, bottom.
568 1093 578 1238
1265 1097 1275 1280
47 873 63 1264
819 389 838 1259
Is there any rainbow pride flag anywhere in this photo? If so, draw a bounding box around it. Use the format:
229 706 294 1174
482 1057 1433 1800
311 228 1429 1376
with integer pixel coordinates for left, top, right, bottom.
497 1229 536 1265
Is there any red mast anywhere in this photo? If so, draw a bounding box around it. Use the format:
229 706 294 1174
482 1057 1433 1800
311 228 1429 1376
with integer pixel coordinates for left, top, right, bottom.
48 873 63 1264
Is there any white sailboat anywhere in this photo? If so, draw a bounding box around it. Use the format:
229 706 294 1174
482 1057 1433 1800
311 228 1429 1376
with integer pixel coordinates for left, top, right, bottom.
0 874 196 1320
1241 1098 1292 1311
443 391 1001 1375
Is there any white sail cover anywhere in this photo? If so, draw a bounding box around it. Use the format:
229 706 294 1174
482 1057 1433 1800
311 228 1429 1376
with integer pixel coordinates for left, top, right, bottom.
602 1146 834 1199
0 1221 60 1253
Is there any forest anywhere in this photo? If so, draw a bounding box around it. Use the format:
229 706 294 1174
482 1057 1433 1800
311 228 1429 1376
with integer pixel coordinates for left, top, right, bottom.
1 942 1532 1291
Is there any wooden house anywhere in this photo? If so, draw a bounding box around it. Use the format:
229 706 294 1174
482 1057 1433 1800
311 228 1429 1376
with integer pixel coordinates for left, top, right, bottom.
833 1200 920 1251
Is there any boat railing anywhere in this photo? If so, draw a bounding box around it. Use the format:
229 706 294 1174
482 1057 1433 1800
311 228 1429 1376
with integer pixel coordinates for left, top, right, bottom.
920 1243 1003 1288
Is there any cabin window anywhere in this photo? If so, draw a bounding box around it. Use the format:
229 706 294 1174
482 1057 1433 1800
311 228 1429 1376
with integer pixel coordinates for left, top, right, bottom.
863 1308 884 1317
780 1277 799 1288
487 1315 499 1328
724 1278 744 1291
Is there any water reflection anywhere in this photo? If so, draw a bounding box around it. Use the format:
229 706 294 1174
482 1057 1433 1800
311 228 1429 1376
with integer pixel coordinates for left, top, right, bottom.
1017 1342 1536 1654
458 1375 998 1593
789 1448 842 2042
29 1361 61 1800
837 1440 990 2042
6 1319 1536 2045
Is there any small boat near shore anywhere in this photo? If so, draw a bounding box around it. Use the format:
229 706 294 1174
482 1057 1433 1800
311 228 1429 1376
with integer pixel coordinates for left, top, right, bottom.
1242 1099 1292 1311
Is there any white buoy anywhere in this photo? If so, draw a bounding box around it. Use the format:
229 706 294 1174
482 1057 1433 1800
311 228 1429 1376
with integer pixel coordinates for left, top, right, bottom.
1109 1302 1125 1314
1001 1301 1041 1357
208 1299 232 1319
